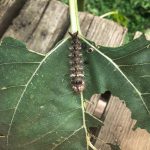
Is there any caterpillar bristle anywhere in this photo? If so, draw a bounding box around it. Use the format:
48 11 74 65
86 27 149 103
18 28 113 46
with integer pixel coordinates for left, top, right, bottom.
69 31 85 93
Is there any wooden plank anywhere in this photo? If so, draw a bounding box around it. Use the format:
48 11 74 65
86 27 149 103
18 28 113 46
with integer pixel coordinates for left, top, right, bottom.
134 31 150 40
101 96 150 150
27 0 69 53
3 0 50 42
2 4 126 53
0 0 26 38
3 0 69 54
79 12 94 37
85 16 127 47
78 12 127 47
86 94 150 150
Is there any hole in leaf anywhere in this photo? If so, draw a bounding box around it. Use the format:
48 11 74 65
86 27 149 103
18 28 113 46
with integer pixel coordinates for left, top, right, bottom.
101 90 111 102
89 127 99 143
87 47 94 53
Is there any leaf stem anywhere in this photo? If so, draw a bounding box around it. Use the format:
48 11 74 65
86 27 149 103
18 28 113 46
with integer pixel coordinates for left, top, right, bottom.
99 11 118 18
80 92 89 150
69 0 81 35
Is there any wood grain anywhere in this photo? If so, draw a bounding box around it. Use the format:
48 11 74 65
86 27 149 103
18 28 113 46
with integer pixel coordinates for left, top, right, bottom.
65 12 127 48
79 12 127 47
92 95 150 150
0 0 26 38
3 0 69 53
27 0 69 53
3 0 50 43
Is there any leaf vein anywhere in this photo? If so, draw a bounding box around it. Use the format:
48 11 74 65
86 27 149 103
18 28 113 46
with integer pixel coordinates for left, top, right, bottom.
0 62 40 66
6 38 69 149
51 126 84 150
112 45 149 61
0 85 26 91
140 75 150 78
141 93 150 95
119 62 150 67
0 107 15 112
82 37 150 115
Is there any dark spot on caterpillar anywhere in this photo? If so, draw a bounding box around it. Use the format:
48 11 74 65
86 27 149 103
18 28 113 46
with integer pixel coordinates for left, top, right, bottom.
69 31 85 93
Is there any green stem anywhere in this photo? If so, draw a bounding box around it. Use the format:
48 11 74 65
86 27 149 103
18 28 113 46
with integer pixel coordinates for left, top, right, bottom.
69 0 81 35
80 92 89 150
99 11 118 18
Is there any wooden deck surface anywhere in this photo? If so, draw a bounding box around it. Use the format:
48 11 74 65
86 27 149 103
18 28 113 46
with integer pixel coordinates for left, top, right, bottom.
0 0 149 150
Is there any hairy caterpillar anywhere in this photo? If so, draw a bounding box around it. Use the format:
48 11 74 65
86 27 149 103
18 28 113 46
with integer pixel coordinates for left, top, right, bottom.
69 32 85 93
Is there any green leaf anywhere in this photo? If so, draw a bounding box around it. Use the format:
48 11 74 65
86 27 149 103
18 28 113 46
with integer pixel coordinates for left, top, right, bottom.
81 35 150 131
0 35 150 150
0 37 88 150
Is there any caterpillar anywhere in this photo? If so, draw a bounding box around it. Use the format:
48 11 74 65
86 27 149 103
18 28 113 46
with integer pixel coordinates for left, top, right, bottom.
69 31 85 93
